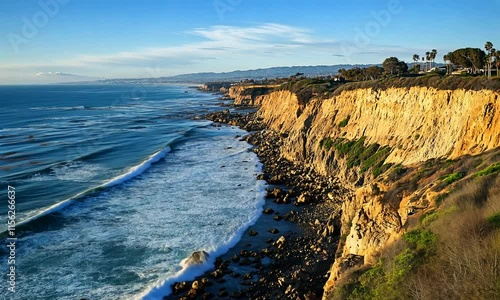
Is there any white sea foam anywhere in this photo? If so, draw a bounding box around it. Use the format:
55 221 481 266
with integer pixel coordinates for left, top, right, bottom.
28 161 108 183
139 179 265 300
10 146 172 230
1 126 265 300
30 105 88 110
102 146 171 187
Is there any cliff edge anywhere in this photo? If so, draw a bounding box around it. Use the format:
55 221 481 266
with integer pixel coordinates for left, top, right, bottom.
228 80 500 298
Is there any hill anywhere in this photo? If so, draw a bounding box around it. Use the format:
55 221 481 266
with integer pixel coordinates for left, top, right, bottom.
92 64 375 84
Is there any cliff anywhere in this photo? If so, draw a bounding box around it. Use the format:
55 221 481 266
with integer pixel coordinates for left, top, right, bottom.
257 87 499 166
228 83 500 298
228 85 278 106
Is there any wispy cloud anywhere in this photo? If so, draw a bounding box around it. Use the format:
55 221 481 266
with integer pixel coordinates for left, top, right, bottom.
54 23 333 68
1 23 409 82
36 72 80 76
192 23 314 44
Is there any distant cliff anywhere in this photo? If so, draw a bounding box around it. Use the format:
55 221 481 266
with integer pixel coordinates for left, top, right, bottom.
227 80 500 298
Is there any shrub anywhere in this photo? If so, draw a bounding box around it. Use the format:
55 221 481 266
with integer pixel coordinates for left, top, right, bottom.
387 164 407 181
321 136 392 178
240 86 272 97
435 192 449 206
420 211 439 225
403 229 437 254
337 230 436 300
339 115 350 127
474 162 500 177
486 213 500 228
440 171 465 184
321 137 334 150
333 171 500 300
373 163 392 178
279 77 346 104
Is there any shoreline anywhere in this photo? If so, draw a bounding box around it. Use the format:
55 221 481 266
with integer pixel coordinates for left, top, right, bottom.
163 109 343 299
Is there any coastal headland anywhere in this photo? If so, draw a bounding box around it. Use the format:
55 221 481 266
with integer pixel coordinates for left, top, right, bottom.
166 76 500 299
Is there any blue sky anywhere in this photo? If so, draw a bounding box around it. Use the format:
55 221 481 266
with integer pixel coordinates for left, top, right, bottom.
1 0 499 83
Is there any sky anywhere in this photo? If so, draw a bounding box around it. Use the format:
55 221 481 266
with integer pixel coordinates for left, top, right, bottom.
0 0 499 84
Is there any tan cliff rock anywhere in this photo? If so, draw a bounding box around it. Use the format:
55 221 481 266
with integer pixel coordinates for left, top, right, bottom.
230 85 500 297
228 85 278 106
256 87 499 167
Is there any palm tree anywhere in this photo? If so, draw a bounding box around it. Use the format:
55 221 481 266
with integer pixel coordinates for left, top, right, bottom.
431 49 437 70
445 52 453 75
493 48 499 77
485 41 493 78
495 50 500 77
425 51 431 71
443 54 449 75
412 54 420 71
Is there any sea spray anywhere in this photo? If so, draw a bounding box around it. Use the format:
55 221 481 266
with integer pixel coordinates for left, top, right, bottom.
140 179 265 300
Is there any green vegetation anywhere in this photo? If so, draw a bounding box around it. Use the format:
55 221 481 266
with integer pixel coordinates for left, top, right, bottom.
240 86 273 98
403 229 437 254
447 47 486 74
434 192 449 206
338 115 350 127
333 75 500 95
278 77 344 104
486 213 500 228
420 211 439 225
334 229 437 300
338 66 384 81
320 137 334 151
387 164 407 181
382 57 408 76
333 174 500 300
474 162 500 177
322 136 392 177
440 171 465 184
274 41 499 105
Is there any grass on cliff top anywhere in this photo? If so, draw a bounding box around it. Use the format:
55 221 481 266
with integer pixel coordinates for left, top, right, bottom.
239 86 274 97
332 74 500 95
277 78 345 104
276 75 500 105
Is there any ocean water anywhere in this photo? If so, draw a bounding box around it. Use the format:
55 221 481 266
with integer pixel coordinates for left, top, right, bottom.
0 85 264 299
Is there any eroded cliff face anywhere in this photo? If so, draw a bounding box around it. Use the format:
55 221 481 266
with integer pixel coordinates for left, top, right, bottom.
229 85 500 297
228 85 277 106
257 87 499 167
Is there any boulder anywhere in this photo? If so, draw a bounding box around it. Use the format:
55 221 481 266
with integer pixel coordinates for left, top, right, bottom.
268 228 279 234
191 280 204 290
275 236 286 249
172 281 189 295
185 251 210 265
296 193 312 205
263 208 275 214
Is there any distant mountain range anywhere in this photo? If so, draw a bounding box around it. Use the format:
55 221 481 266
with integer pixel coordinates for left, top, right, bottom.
91 64 376 84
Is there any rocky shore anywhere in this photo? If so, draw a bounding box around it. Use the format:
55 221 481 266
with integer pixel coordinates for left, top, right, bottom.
163 110 345 300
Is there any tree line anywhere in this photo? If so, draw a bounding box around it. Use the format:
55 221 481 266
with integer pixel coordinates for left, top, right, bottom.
338 41 499 82
338 58 408 81
419 41 499 78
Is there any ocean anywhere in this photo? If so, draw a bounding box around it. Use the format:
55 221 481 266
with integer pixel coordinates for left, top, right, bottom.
0 84 265 299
